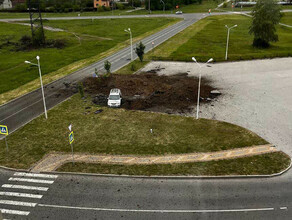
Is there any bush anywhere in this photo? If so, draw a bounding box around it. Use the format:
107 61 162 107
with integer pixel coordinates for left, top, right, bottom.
97 6 104 12
253 38 270 48
104 60 111 74
117 3 125 10
135 42 145 62
131 63 136 71
78 82 85 98
20 35 32 46
223 2 227 8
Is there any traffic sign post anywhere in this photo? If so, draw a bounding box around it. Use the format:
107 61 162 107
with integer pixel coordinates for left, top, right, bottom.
69 131 75 165
0 125 9 152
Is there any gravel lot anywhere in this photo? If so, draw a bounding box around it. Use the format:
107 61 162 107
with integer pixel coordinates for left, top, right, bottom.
141 58 292 156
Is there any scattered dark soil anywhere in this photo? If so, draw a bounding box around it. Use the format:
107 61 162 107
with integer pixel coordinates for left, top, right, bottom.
83 73 218 113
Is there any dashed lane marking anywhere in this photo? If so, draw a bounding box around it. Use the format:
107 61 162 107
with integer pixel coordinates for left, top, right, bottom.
0 192 42 199
0 200 37 207
13 172 58 179
0 208 30 216
2 184 49 192
9 177 54 184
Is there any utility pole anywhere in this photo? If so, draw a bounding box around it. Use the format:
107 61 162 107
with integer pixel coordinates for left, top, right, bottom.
225 25 237 60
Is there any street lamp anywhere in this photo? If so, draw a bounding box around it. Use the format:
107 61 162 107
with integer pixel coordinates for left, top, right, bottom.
192 57 213 120
25 56 48 119
124 28 133 61
160 0 165 13
225 24 237 60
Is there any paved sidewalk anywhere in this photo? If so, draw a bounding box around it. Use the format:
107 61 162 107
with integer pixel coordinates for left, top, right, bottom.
31 144 277 172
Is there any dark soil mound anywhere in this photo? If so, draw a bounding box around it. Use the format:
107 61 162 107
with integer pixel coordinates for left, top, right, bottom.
83 73 217 113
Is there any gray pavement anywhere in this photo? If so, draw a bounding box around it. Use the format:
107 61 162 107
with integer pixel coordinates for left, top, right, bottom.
141 58 292 156
0 169 291 219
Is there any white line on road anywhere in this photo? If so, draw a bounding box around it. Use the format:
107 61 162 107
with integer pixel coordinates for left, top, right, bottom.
9 177 54 184
0 200 37 207
14 172 58 179
280 207 287 210
0 208 30 216
38 204 275 213
0 192 42 199
2 184 48 192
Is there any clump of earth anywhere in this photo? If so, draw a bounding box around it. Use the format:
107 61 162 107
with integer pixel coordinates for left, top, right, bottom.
83 72 219 114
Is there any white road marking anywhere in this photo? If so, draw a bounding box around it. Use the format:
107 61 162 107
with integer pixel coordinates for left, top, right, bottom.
280 207 287 210
2 184 48 191
0 208 30 216
38 204 275 213
14 172 58 179
9 177 54 184
0 192 42 199
0 200 37 207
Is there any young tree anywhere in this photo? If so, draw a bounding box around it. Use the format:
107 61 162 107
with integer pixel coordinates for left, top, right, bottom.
249 0 282 48
104 60 111 74
135 42 145 62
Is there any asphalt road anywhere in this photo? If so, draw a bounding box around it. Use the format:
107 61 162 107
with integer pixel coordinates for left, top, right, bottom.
0 169 291 219
0 12 208 138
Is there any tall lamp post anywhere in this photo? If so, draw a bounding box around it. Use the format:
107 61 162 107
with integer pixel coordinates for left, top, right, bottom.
124 28 133 61
160 0 165 13
225 24 237 60
25 56 48 119
192 57 213 120
149 0 151 14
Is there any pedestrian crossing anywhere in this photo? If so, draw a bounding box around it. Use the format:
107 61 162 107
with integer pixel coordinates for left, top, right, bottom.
0 172 58 218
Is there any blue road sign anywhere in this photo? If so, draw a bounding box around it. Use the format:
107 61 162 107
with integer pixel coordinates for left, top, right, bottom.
69 131 74 144
0 125 8 135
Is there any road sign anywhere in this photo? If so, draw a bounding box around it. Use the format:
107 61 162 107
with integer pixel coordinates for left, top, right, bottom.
69 131 74 144
0 125 8 136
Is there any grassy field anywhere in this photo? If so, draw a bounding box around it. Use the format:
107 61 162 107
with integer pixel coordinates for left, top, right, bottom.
148 14 292 62
0 94 268 169
58 152 291 176
0 17 178 101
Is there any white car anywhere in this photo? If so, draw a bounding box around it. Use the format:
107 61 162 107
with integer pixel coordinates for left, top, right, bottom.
175 11 183 14
107 88 122 108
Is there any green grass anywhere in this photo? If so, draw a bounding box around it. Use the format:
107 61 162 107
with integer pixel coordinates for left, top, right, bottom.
149 14 292 62
0 17 178 96
0 95 267 169
57 152 291 176
114 60 149 75
281 12 292 25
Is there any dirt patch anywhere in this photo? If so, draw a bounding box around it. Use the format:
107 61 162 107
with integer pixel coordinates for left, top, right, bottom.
83 73 218 113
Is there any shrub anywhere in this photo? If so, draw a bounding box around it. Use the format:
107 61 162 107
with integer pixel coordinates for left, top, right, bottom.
135 42 145 62
104 60 111 74
117 3 125 10
78 82 85 98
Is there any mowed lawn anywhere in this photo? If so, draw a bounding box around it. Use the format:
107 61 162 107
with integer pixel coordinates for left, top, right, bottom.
0 95 267 169
149 14 292 62
0 17 178 95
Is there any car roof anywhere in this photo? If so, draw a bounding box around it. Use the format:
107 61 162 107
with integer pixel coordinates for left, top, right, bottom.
110 88 121 94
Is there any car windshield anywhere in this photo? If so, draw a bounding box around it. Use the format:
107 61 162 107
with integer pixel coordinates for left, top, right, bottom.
109 95 120 100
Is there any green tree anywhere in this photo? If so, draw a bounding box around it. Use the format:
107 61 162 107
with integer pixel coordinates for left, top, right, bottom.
104 60 111 74
249 0 282 48
135 42 146 62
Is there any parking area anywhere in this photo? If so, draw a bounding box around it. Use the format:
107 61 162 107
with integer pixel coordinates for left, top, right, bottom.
141 58 292 156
